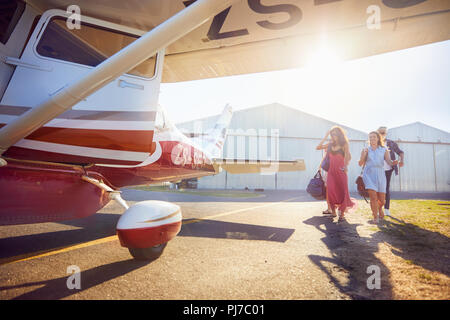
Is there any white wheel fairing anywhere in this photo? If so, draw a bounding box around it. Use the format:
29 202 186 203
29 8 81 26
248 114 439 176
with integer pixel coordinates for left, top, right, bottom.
116 200 181 230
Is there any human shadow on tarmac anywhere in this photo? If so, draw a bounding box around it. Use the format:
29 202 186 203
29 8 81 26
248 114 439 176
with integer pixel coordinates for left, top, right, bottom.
0 213 120 261
303 216 393 299
179 219 295 242
0 259 150 300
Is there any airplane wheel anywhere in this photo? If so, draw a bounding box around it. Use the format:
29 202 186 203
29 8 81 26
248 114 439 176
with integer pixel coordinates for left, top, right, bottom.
128 243 167 261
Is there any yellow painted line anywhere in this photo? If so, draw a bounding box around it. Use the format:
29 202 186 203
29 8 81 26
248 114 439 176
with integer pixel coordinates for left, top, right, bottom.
0 235 118 266
0 196 301 266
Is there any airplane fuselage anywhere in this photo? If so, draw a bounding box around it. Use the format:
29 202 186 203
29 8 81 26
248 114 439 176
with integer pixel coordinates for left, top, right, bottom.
0 6 218 225
0 125 217 225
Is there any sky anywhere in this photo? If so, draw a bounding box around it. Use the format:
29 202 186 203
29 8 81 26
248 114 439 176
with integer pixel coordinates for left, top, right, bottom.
159 40 450 134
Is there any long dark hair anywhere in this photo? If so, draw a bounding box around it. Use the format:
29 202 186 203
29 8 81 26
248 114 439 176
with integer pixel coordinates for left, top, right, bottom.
330 126 349 148
369 131 384 147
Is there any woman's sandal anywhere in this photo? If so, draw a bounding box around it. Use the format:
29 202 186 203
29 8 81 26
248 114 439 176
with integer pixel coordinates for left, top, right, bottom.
322 209 333 215
369 217 379 224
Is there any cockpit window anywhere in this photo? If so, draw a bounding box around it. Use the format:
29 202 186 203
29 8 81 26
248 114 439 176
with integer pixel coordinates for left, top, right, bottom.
36 17 156 78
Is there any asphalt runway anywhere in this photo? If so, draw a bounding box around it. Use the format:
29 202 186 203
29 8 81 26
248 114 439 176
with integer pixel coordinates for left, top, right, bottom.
2 189 444 300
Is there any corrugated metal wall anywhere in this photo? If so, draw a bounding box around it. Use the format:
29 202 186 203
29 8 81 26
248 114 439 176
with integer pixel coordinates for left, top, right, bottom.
204 135 367 192
177 104 449 192
435 144 450 192
389 142 450 192
386 122 450 192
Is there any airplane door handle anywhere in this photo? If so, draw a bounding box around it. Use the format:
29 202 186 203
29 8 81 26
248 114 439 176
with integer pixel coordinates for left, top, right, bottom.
4 56 52 72
118 79 144 90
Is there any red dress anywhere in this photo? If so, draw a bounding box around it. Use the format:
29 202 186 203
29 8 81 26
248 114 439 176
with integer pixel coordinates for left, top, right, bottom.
326 149 356 213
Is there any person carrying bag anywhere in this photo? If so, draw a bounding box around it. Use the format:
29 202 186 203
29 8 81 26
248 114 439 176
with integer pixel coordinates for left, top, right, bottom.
314 127 356 222
358 131 398 224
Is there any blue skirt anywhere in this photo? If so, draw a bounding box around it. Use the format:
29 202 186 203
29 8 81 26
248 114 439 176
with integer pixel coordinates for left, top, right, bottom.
363 166 387 193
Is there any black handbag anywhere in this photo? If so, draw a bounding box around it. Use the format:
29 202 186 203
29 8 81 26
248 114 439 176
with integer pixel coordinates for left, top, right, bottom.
356 151 369 203
307 171 326 200
321 153 330 172
356 167 369 203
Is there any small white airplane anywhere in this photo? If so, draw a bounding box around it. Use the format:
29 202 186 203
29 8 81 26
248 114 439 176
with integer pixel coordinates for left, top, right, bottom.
0 0 448 260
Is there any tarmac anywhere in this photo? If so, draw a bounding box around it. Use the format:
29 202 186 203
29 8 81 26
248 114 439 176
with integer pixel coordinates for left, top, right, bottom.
0 189 448 300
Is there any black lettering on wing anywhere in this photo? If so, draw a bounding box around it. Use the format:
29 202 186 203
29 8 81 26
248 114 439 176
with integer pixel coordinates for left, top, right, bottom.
183 0 249 41
382 0 427 9
314 0 342 5
248 0 302 30
207 7 250 40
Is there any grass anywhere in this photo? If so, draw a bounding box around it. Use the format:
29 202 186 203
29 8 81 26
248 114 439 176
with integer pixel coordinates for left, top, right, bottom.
129 185 264 198
419 273 433 281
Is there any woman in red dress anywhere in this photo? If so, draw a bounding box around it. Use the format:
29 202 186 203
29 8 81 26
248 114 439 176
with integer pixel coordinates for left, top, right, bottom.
316 126 356 222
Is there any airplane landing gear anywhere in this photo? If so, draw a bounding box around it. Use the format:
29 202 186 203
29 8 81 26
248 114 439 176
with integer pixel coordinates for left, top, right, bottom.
116 200 182 260
81 176 181 261
128 243 167 261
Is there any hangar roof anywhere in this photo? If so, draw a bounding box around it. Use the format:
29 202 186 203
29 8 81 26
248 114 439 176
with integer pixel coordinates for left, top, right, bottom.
387 122 450 144
177 103 368 141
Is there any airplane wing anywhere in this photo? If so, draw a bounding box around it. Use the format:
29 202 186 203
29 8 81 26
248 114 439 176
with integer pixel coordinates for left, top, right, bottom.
26 0 450 82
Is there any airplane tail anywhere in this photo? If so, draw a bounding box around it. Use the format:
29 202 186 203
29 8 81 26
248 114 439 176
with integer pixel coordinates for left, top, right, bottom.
191 104 232 159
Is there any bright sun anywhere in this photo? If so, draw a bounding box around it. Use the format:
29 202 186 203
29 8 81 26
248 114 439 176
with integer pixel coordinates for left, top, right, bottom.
279 38 365 121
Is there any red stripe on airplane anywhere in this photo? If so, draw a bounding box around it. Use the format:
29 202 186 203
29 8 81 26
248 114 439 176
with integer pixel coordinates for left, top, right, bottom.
0 123 154 152
4 146 142 166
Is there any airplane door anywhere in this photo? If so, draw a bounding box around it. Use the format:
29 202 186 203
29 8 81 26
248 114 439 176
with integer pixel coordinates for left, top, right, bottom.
0 1 38 100
0 9 164 165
